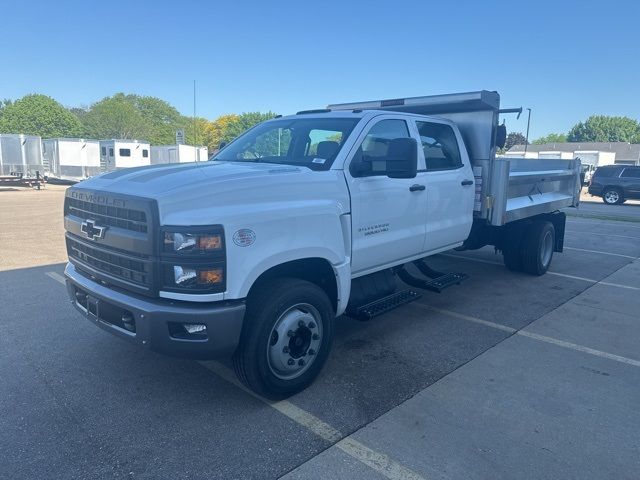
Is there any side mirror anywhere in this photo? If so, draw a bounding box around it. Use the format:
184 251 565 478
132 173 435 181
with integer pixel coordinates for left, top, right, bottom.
386 137 418 179
496 124 507 149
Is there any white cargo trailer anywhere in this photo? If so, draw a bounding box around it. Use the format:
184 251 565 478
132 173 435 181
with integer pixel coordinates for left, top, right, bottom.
99 140 150 172
43 138 101 182
150 144 208 165
0 134 44 177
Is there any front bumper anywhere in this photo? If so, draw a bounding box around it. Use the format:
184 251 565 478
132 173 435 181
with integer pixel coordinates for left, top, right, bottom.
64 263 245 359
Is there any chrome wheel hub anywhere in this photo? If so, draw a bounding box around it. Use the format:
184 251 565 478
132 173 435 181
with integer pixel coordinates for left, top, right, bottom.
604 191 619 203
267 303 322 380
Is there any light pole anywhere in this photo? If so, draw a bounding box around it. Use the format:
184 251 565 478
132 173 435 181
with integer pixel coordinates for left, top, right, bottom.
524 108 532 154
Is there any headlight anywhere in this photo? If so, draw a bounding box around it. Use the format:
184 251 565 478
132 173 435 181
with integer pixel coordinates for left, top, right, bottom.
164 231 222 253
161 226 226 294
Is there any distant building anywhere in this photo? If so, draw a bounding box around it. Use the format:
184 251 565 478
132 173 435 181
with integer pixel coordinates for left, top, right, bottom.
506 142 640 166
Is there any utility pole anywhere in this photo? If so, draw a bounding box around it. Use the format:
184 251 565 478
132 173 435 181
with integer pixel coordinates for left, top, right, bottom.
193 80 197 147
524 108 532 154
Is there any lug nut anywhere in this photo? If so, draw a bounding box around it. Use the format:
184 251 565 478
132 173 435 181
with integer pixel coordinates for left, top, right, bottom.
298 320 305 327
282 346 289 353
287 330 294 337
308 349 315 356
308 322 316 329
298 359 305 366
312 334 320 340
287 359 295 366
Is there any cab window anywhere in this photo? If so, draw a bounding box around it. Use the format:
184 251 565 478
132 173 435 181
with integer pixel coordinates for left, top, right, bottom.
350 119 410 177
415 121 462 171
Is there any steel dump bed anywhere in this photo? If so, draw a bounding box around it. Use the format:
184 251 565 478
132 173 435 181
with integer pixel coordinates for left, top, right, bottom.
328 91 581 226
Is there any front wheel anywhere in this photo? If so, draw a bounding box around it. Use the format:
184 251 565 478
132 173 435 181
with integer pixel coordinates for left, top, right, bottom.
233 278 334 399
602 188 623 205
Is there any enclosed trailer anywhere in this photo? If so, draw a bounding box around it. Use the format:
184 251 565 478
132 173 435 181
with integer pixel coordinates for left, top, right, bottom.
150 144 208 164
99 140 150 172
0 134 44 177
43 138 101 182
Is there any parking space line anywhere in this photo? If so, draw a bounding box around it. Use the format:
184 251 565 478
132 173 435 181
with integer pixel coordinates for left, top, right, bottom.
563 246 637 259
46 271 66 285
566 231 640 240
200 362 425 480
567 219 640 230
438 254 639 290
412 303 640 368
414 304 516 333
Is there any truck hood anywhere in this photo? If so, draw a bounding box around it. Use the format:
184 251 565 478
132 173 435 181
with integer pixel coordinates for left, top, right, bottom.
74 161 351 226
78 161 307 198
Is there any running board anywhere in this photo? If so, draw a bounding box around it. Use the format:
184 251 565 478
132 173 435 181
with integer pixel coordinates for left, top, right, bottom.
396 262 469 293
353 290 422 321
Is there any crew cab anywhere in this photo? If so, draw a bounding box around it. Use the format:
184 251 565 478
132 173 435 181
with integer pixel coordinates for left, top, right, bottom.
63 91 581 398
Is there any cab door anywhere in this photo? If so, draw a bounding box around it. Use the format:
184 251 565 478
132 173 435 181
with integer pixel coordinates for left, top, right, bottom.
413 119 475 252
345 115 428 275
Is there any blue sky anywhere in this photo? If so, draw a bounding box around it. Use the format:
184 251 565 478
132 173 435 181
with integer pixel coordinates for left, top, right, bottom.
2 0 638 139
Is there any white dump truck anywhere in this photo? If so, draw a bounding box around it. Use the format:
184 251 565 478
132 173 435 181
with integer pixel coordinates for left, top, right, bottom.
63 91 581 398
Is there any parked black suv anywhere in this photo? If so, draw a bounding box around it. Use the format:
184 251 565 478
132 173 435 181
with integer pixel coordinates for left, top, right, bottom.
588 165 640 204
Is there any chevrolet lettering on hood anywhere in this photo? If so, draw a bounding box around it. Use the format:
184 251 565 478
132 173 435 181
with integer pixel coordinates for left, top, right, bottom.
70 190 126 208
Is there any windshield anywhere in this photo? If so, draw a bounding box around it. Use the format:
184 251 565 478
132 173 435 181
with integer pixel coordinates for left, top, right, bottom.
212 117 360 170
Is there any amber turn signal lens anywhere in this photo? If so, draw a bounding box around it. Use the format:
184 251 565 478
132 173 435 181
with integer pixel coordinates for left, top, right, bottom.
198 269 223 284
197 235 222 250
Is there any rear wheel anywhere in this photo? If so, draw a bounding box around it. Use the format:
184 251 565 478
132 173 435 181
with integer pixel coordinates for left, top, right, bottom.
602 188 623 205
233 278 334 399
521 221 555 276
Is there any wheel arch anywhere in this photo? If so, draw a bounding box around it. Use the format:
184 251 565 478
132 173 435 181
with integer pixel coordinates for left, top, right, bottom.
245 257 342 314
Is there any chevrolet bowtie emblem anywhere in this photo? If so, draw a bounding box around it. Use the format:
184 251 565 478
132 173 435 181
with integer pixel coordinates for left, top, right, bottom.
80 219 107 240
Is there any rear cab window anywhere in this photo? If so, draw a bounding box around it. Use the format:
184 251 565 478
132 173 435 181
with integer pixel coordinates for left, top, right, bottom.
415 121 462 171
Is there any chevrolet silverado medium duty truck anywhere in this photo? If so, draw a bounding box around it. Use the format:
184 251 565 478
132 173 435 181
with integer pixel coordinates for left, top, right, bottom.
63 91 581 398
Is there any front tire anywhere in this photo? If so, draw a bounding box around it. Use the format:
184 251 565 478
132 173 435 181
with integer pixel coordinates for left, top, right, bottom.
602 188 623 205
233 278 334 399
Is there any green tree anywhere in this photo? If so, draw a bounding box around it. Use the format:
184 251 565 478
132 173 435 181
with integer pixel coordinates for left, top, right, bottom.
125 94 185 144
81 94 149 140
568 116 640 143
503 132 528 151
0 94 82 137
533 133 567 144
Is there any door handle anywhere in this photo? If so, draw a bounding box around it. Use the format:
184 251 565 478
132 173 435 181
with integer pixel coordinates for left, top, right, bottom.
461 179 474 186
409 184 426 192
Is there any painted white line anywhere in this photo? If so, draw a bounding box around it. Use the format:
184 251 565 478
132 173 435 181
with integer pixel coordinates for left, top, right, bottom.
414 305 640 368
439 254 639 290
335 438 426 480
567 219 640 230
200 361 425 480
566 231 640 240
518 331 640 367
563 246 637 259
46 271 66 285
411 303 516 333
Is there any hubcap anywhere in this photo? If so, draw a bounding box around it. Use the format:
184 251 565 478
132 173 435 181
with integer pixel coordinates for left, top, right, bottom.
267 303 322 380
604 190 619 203
540 230 553 267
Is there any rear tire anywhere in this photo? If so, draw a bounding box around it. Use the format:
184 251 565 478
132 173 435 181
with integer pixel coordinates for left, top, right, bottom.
521 221 555 276
602 188 623 205
233 278 334 399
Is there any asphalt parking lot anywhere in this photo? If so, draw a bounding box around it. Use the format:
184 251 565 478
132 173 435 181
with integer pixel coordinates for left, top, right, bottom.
1 185 639 480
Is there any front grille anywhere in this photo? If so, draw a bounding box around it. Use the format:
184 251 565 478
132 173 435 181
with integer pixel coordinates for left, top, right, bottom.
67 197 148 233
67 236 151 288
